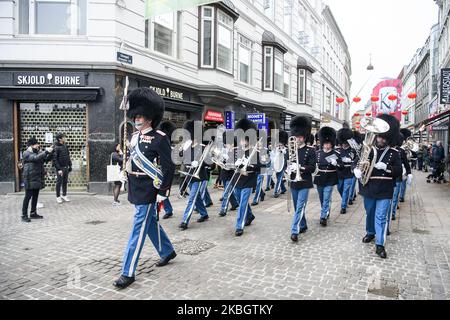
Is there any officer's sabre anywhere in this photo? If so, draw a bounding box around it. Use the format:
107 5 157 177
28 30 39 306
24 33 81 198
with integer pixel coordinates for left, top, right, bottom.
156 201 164 252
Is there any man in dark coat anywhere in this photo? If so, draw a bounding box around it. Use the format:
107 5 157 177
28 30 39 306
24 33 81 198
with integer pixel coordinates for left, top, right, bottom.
54 133 72 204
21 137 53 222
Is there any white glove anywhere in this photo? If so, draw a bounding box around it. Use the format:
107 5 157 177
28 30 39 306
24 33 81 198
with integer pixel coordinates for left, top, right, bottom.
191 160 199 168
235 159 243 167
342 157 352 164
374 162 388 171
120 171 128 183
354 168 362 179
156 194 167 203
331 159 338 167
407 174 413 186
45 147 53 153
287 163 297 174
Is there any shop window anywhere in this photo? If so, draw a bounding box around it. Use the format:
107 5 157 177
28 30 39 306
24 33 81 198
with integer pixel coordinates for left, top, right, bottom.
283 65 290 99
199 6 235 74
146 11 180 58
18 0 87 35
263 46 284 93
297 68 312 106
238 34 252 84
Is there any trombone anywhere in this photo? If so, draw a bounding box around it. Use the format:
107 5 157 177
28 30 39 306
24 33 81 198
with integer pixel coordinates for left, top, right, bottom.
177 141 213 199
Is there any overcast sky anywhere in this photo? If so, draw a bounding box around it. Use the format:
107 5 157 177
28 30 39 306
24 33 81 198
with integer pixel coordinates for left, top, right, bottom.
325 0 439 114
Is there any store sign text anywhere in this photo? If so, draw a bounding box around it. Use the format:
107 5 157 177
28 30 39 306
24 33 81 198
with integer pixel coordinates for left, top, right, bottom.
14 72 86 87
149 85 186 101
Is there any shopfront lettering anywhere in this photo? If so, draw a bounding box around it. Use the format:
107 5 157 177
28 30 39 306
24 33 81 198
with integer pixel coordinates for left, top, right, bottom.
13 72 86 87
149 85 186 101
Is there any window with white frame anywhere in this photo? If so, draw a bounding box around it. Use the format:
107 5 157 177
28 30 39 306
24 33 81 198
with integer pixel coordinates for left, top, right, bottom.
199 6 235 73
283 65 290 99
217 10 233 73
200 6 214 67
18 0 87 35
297 68 312 106
264 47 273 90
274 50 284 94
325 88 332 114
238 35 252 84
145 11 180 57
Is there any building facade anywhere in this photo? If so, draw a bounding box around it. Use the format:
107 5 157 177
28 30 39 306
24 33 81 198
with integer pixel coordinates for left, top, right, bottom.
0 0 351 194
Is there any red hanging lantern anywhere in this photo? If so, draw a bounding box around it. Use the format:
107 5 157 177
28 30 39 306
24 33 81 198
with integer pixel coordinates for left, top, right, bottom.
353 112 360 117
389 112 396 115
407 92 417 99
355 121 361 125
366 112 372 117
402 110 409 116
371 96 379 102
336 97 345 104
388 94 398 101
353 97 362 103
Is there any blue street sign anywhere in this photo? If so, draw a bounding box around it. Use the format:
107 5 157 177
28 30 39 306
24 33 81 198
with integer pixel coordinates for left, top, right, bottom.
258 118 269 131
225 111 235 130
247 113 266 124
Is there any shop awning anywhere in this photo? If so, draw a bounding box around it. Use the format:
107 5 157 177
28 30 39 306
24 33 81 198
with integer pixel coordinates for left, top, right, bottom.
0 86 103 102
418 108 450 128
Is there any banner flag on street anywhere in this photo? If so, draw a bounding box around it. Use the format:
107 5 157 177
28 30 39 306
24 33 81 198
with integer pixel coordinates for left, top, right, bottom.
145 0 221 19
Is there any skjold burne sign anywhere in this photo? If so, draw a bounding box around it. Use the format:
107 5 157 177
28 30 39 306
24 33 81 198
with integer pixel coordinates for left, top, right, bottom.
13 72 87 87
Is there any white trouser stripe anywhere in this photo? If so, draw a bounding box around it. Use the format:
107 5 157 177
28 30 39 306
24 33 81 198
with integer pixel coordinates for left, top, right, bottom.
128 204 152 277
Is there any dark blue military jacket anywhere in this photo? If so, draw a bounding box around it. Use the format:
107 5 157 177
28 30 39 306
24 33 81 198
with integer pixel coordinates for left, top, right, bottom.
180 144 209 183
395 147 412 183
336 147 358 180
289 145 317 190
128 129 175 205
359 146 402 199
314 149 342 187
232 147 262 189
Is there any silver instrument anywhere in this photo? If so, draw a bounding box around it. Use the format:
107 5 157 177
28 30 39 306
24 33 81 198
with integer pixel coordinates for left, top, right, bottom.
177 141 214 199
356 117 390 186
285 137 304 213
347 138 362 158
402 138 419 161
272 146 286 173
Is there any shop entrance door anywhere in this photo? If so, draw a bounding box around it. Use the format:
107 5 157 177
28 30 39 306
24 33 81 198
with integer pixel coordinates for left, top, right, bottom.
18 103 88 191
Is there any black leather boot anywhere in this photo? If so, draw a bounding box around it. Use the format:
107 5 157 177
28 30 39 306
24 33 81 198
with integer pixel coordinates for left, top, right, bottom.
113 275 135 289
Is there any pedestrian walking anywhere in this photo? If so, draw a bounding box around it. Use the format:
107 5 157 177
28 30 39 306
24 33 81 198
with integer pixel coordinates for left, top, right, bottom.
111 143 124 206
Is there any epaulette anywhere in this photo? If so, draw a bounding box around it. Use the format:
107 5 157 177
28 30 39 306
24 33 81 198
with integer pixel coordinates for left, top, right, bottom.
156 130 166 136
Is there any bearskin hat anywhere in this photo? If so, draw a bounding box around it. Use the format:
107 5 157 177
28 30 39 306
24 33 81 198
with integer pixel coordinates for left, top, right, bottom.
337 128 354 145
127 87 165 128
235 118 257 132
159 121 177 142
400 128 412 140
307 133 315 146
279 130 289 145
352 130 364 145
377 114 400 146
318 127 337 146
290 116 312 138
395 133 405 147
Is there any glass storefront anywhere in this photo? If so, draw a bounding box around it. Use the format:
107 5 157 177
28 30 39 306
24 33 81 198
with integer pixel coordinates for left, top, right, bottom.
19 102 88 191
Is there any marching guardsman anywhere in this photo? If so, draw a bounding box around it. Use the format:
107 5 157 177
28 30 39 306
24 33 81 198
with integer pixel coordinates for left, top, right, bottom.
314 133 321 152
390 132 412 223
114 88 176 290
179 120 210 230
307 133 315 147
218 132 239 217
314 127 341 227
265 141 274 192
349 130 363 205
273 131 288 198
398 128 414 203
336 127 359 215
354 114 402 259
233 119 262 237
202 165 214 208
251 133 269 206
287 116 317 242
158 120 177 219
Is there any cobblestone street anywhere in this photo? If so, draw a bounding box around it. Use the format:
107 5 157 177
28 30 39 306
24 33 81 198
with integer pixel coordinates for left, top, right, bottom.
0 171 449 300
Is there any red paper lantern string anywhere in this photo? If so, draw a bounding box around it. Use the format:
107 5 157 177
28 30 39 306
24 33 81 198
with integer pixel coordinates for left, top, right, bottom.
336 97 345 104
402 110 409 115
353 112 360 117
388 94 398 101
407 92 417 99
371 96 379 102
353 97 362 103
366 112 372 117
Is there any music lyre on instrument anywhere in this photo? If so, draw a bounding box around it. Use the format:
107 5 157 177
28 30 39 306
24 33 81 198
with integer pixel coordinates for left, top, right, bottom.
356 117 390 186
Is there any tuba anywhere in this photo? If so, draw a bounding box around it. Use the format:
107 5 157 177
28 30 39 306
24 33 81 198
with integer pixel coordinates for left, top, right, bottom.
356 117 390 186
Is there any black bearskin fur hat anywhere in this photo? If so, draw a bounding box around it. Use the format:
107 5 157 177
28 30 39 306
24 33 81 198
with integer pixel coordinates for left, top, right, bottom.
127 87 165 128
400 128 412 140
337 128 354 145
279 130 289 145
377 114 400 146
318 127 337 146
235 118 257 132
159 121 177 142
290 116 312 138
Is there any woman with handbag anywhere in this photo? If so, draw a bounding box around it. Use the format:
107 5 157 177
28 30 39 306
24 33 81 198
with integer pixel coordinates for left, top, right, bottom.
110 143 124 206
